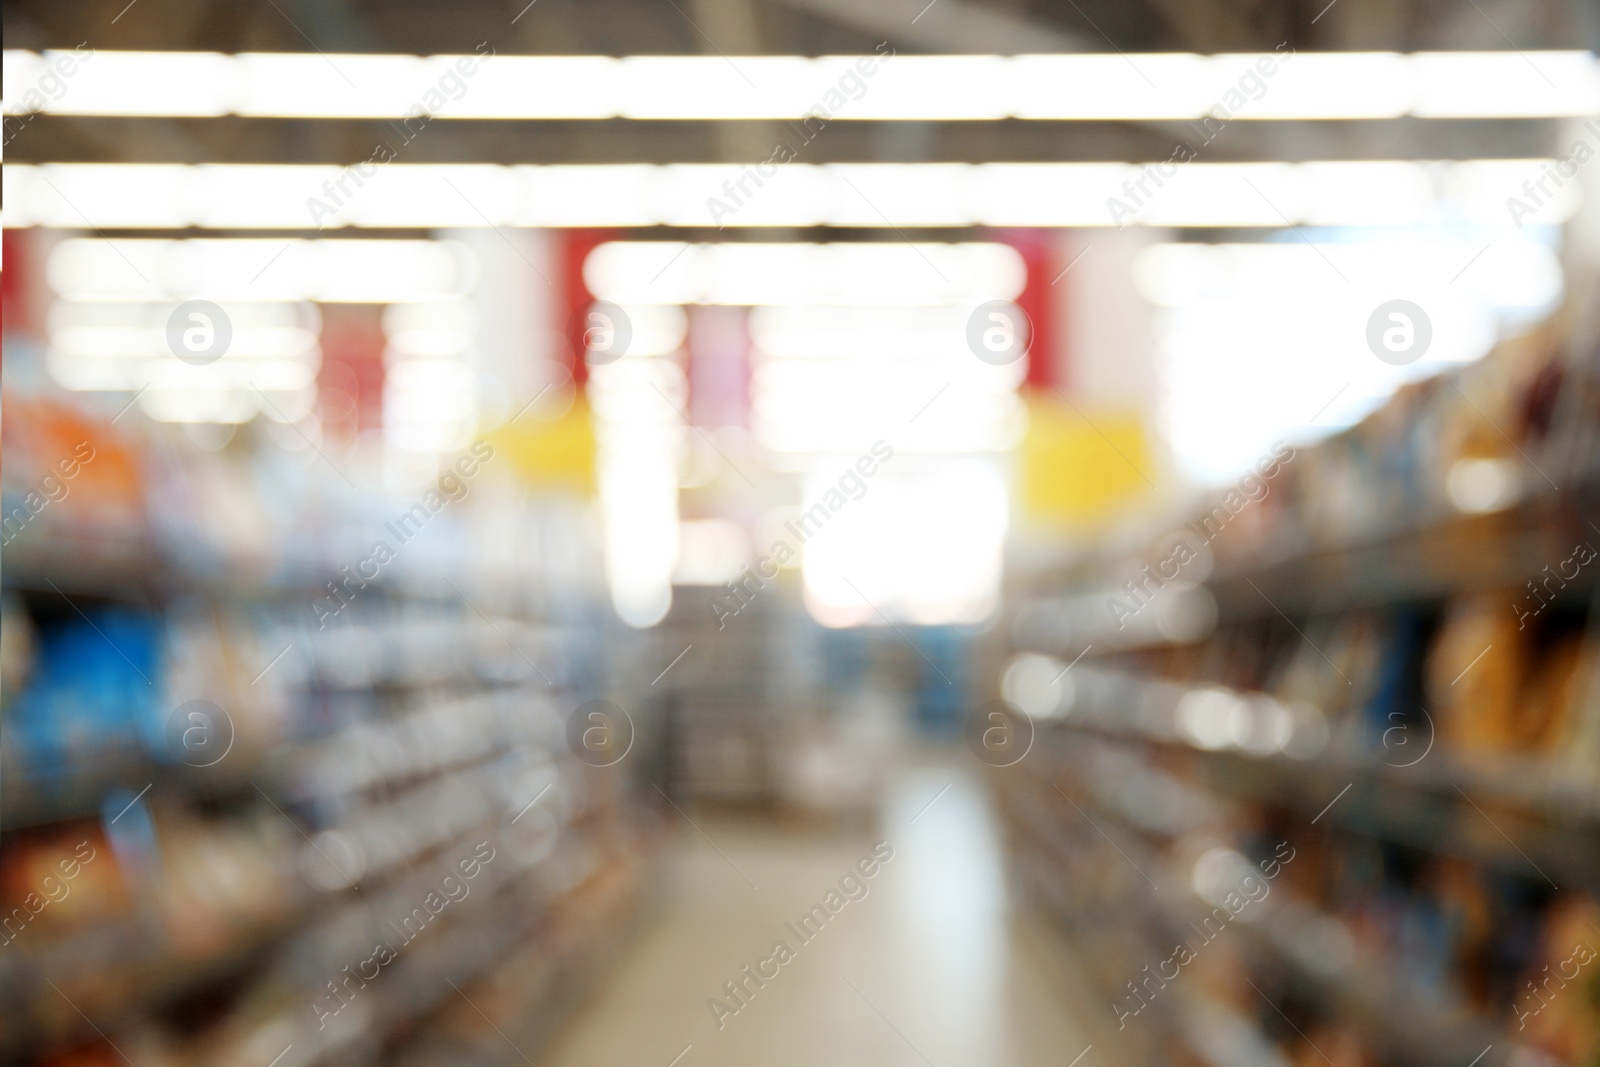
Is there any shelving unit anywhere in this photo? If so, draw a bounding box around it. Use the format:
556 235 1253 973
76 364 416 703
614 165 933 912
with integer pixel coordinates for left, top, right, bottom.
0 397 663 1066
1205 502 1600 620
997 730 1518 1067
991 320 1600 1067
1035 668 1600 887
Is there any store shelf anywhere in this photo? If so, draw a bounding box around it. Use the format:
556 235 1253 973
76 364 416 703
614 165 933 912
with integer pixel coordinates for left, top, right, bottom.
999 750 1527 1067
206 817 661 1067
0 893 313 1060
1 539 555 616
1207 486 1600 620
1037 667 1600 885
2 533 638 1064
1011 486 1600 662
383 833 661 1067
998 770 1291 1067
1239 901 1508 1067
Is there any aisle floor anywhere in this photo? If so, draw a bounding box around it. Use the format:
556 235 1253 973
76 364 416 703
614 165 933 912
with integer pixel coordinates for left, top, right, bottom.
544 756 1102 1067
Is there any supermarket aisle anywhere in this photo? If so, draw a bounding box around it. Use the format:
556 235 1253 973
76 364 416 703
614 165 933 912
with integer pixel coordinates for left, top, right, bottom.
543 756 1100 1067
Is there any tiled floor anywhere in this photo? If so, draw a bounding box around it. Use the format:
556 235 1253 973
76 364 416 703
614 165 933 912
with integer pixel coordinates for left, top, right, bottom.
543 756 1101 1067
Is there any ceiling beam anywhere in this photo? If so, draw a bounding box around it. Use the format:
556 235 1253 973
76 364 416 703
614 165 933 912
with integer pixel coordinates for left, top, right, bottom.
1144 0 1264 53
7 115 1560 166
771 0 1087 54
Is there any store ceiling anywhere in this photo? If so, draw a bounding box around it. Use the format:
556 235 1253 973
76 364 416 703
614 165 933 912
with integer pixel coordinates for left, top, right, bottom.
6 0 1594 56
4 0 1594 173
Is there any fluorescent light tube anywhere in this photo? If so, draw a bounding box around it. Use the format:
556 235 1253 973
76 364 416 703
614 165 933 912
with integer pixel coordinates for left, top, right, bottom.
5 50 1594 120
4 161 1570 230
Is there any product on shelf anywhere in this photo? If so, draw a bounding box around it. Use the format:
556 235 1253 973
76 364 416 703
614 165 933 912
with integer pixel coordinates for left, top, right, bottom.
994 308 1600 1067
1426 593 1528 756
2 386 656 1067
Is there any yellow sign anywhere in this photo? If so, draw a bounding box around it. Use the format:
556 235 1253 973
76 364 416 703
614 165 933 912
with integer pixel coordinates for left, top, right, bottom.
1019 391 1151 523
484 396 596 492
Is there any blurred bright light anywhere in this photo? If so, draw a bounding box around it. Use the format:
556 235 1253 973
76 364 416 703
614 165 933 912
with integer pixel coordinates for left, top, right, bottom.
582 235 1027 629
1283 703 1330 760
383 301 479 358
752 354 1024 455
5 51 238 116
132 383 274 424
585 242 1025 306
1177 687 1244 750
1135 236 1563 312
802 462 1008 627
44 294 322 423
7 51 1597 119
520 166 659 227
4 163 1568 230
617 56 817 119
1237 697 1294 756
568 241 1030 628
589 352 687 628
1223 53 1412 119
1446 457 1520 513
1011 54 1211 120
1001 653 1069 719
1173 686 1301 757
48 238 475 302
1137 235 1564 485
751 305 985 361
588 358 687 426
1190 847 1259 909
599 454 679 629
744 300 1026 458
1411 51 1600 117
674 519 751 585
384 360 479 454
234 53 437 118
614 305 689 358
41 239 480 430
460 57 620 118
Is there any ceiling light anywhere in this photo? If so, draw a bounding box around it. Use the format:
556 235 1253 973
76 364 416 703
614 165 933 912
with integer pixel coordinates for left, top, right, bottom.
7 50 1595 120
1222 52 1412 119
1410 51 1600 117
4 162 1568 231
750 304 981 360
12 51 237 116
585 241 1026 305
46 237 475 302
